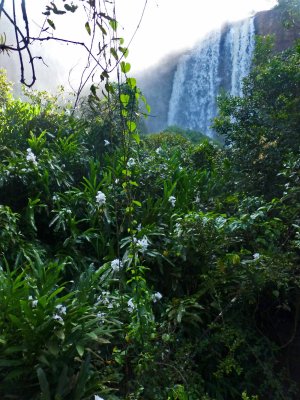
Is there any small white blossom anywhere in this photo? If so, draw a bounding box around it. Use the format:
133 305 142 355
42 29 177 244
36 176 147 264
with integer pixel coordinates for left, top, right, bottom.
29 296 38 307
137 223 142 232
253 253 260 260
195 195 201 204
32 300 38 307
26 148 38 166
127 158 136 168
97 312 105 322
168 196 176 207
111 259 123 272
155 147 163 155
104 139 110 146
96 191 106 206
95 395 105 400
128 298 135 313
174 222 183 237
55 304 67 315
152 292 162 303
53 314 64 323
136 236 149 253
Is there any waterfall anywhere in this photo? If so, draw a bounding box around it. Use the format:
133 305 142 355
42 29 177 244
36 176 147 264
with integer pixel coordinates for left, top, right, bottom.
167 17 255 137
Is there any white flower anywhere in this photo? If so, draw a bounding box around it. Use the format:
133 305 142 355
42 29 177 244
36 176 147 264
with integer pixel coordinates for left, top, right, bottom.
104 139 110 146
26 148 37 166
29 296 38 307
96 291 110 305
137 223 142 232
155 147 163 155
55 304 67 315
152 292 162 303
127 158 135 168
96 191 106 206
253 253 260 260
168 195 176 207
97 312 105 322
53 314 64 323
95 395 105 400
32 300 38 307
111 259 123 272
128 298 135 313
136 236 149 253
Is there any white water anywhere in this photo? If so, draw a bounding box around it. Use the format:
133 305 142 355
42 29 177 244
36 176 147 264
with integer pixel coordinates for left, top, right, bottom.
167 17 255 137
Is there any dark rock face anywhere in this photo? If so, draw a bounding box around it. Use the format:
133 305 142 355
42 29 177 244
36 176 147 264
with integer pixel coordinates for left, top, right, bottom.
137 50 187 133
139 6 300 135
255 8 300 52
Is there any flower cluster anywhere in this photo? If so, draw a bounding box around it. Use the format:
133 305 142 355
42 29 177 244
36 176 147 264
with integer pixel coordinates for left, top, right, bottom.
26 148 37 166
135 236 149 253
96 191 106 206
152 292 163 303
168 195 176 207
96 291 114 309
127 158 136 168
96 312 106 323
127 298 135 313
28 295 38 308
111 259 123 272
53 303 67 324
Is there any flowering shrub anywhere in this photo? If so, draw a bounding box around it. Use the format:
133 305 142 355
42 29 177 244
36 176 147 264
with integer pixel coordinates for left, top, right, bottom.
0 69 299 400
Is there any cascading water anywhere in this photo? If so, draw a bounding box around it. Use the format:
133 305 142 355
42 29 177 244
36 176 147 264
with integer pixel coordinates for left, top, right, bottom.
167 17 255 137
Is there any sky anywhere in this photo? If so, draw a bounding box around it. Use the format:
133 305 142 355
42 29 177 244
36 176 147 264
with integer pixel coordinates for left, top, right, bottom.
115 0 278 72
1 0 278 90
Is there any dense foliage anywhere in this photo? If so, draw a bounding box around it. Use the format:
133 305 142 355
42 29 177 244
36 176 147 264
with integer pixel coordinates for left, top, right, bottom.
0 40 300 400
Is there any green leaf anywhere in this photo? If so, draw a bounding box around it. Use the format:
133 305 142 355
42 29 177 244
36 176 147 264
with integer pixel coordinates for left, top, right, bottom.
76 344 85 357
37 367 51 400
127 77 136 88
132 200 142 206
110 48 118 60
97 22 107 35
64 4 78 12
85 21 91 35
127 120 136 132
0 359 23 367
132 132 140 144
120 61 131 74
105 82 115 94
47 19 56 29
109 19 118 31
119 46 129 58
120 94 130 108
